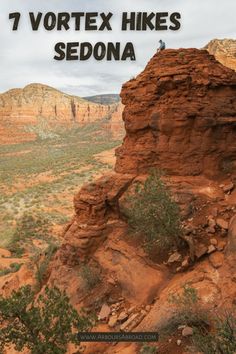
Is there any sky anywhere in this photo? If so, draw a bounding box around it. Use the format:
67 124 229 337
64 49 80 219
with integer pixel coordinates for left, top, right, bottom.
0 0 235 97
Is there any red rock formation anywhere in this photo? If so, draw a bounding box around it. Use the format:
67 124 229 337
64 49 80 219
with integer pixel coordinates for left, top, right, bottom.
59 173 134 264
115 49 236 178
0 83 118 144
206 39 236 71
50 49 236 321
56 48 236 267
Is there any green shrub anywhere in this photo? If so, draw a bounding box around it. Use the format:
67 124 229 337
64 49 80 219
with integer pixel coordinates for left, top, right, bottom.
169 284 199 307
125 169 182 255
7 212 52 257
0 227 15 249
0 263 22 277
9 263 22 272
163 285 236 353
192 311 236 354
7 236 25 257
31 243 59 291
0 285 91 354
80 264 101 291
140 344 157 353
160 285 209 337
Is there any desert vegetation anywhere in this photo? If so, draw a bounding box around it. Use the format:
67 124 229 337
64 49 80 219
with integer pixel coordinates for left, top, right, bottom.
125 170 182 256
0 262 22 277
165 285 209 335
139 344 157 354
30 242 59 291
160 285 236 354
192 311 236 354
80 264 101 291
0 121 120 265
0 285 91 354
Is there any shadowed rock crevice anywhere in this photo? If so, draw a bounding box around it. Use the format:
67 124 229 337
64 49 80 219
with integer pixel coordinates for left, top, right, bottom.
57 173 135 264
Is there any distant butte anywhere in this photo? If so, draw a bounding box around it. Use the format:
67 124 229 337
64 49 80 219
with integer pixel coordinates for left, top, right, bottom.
0 84 123 144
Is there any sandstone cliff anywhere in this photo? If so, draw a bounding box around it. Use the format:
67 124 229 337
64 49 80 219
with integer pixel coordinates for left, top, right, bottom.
51 47 236 278
115 49 236 177
107 102 125 139
206 38 236 71
48 49 236 353
0 84 120 144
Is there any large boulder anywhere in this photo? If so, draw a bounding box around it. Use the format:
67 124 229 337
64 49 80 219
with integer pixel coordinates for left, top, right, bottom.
115 49 236 178
58 173 134 263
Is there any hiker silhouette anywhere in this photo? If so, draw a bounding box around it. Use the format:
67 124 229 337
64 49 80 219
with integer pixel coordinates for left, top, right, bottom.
158 39 166 52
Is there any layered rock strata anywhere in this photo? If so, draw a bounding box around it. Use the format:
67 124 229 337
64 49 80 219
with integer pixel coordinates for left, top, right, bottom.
115 49 236 177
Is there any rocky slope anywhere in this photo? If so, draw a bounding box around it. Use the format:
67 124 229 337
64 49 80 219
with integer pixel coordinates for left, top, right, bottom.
13 49 236 353
206 38 236 71
0 84 121 144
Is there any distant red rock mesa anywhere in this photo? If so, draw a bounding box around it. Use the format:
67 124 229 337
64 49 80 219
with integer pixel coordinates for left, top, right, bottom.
0 84 124 144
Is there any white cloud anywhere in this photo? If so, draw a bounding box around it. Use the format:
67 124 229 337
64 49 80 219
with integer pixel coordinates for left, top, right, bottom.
0 0 235 96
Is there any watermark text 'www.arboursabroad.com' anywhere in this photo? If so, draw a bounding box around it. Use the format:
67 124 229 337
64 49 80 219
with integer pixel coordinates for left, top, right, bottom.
78 332 159 342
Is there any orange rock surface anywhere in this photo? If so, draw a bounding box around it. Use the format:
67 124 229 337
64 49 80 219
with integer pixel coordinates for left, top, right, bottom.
58 173 134 263
55 49 236 276
206 38 236 71
115 49 236 177
46 49 236 353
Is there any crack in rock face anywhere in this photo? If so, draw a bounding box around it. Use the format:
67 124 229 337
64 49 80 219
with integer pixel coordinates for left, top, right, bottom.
58 173 135 262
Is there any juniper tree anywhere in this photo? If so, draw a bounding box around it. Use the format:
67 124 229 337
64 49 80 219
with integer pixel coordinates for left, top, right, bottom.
0 285 91 354
125 169 182 255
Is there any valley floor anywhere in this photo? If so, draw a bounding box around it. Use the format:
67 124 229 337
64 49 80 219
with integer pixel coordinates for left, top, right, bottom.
0 121 120 292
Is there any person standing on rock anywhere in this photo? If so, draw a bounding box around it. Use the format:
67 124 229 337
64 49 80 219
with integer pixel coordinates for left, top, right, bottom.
157 39 166 52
